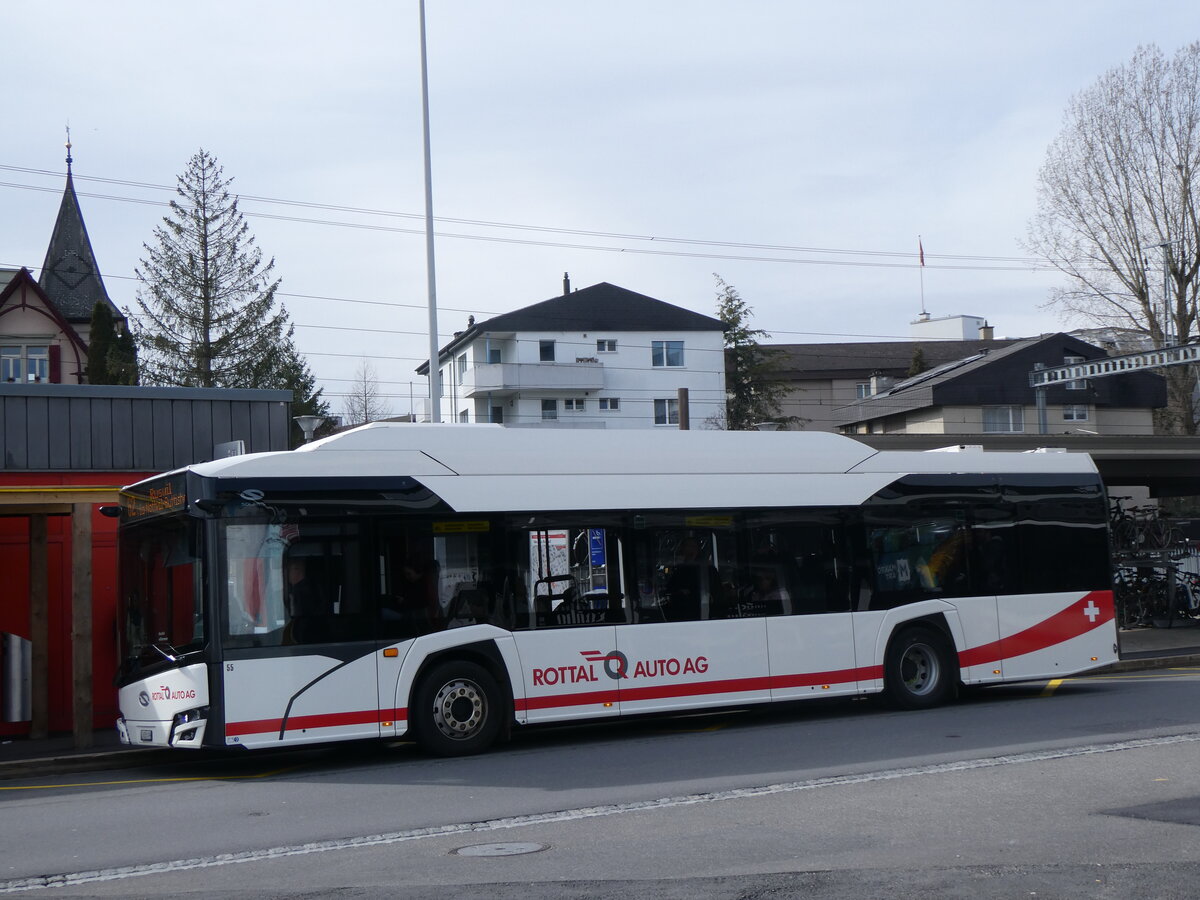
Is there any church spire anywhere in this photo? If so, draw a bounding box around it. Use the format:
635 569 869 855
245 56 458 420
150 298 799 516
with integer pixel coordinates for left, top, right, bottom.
38 136 120 324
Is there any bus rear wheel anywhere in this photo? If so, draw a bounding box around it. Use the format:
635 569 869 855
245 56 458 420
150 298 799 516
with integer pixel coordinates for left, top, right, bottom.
883 627 955 710
412 660 502 757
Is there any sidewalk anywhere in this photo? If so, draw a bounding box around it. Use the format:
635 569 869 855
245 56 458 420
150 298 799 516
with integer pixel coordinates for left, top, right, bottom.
3 626 1199 781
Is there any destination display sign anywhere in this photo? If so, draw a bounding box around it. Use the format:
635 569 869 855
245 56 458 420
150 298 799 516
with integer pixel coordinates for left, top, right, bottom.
121 474 187 521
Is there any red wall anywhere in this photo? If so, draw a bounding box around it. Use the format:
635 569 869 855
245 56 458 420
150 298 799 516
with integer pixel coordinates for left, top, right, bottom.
0 471 153 736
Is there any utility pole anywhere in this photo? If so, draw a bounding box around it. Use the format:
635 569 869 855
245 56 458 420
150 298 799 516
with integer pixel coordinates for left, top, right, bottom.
419 0 441 422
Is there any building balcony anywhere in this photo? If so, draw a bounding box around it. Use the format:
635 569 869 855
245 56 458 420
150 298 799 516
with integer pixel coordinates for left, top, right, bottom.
466 361 604 397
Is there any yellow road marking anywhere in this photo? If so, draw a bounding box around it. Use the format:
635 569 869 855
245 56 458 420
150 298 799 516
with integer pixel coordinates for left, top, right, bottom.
0 765 300 792
1040 678 1065 697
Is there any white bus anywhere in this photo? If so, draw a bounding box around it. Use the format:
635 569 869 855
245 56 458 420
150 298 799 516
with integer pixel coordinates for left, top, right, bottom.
114 424 1117 757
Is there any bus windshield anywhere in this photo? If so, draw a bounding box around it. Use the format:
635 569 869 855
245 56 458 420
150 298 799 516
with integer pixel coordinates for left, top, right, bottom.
118 515 204 676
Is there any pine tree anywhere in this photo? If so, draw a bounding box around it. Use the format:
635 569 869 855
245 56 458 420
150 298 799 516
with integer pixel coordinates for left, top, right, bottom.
714 275 799 430
907 345 929 378
133 149 291 389
86 301 116 384
267 340 332 446
86 301 139 385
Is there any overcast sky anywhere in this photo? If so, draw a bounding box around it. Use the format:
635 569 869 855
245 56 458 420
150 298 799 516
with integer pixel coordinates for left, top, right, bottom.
4 1 1199 415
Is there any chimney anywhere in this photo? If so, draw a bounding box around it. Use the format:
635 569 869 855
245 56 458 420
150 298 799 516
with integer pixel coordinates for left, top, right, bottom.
869 371 895 394
563 272 571 295
978 321 994 340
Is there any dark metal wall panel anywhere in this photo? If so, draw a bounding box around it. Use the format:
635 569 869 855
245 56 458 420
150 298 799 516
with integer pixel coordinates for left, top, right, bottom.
0 386 292 473
211 401 233 448
47 399 71 468
190 401 214 461
110 399 134 469
151 399 174 471
248 401 271 452
230 402 253 453
172 401 195 464
269 400 291 449
90 398 113 469
130 401 156 471
26 398 50 468
69 398 93 469
3 397 28 468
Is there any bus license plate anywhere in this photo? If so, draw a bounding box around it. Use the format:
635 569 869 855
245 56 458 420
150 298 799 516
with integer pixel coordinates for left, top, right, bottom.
140 729 154 742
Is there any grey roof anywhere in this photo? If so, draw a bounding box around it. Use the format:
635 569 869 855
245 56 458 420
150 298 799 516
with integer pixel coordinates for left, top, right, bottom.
831 333 1166 427
37 169 122 323
772 338 1021 378
418 282 723 373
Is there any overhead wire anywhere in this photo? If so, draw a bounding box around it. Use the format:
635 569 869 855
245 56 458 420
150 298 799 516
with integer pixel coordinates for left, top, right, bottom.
0 165 1055 270
0 162 1078 411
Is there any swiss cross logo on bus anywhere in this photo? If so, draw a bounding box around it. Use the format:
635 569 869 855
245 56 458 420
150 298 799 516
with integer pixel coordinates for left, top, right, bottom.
1083 600 1100 623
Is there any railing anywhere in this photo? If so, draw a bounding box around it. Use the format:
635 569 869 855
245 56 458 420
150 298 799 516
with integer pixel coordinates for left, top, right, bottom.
468 361 604 396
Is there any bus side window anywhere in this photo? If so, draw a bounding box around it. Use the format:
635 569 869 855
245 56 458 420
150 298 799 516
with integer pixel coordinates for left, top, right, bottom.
744 521 850 616
507 523 627 628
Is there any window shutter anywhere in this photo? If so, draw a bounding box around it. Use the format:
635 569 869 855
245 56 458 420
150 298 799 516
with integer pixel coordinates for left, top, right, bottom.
49 344 61 383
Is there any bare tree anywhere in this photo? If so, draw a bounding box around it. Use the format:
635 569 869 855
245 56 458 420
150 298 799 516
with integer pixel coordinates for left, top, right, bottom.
342 360 391 425
1026 43 1200 433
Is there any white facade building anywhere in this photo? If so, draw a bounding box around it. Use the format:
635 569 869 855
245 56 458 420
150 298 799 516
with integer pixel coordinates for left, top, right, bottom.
418 282 727 428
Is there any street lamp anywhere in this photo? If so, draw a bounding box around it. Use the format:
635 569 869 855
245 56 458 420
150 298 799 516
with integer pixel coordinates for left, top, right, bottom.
293 415 326 443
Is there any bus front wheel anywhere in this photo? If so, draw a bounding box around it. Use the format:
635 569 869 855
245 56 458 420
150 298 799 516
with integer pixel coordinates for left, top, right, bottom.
883 627 955 710
412 660 502 757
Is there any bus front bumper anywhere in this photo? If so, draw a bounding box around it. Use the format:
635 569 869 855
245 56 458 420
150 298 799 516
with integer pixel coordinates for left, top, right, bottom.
117 712 208 749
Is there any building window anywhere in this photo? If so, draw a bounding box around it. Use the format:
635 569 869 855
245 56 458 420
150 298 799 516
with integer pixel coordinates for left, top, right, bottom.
1063 404 1090 422
2 345 49 383
487 346 502 364
983 406 1024 433
541 399 557 420
564 398 585 412
654 398 680 426
539 340 556 362
599 397 620 411
1063 355 1087 390
855 382 870 399
458 409 469 423
651 340 684 367
597 339 617 353
490 406 504 424
456 354 467 384
439 367 448 397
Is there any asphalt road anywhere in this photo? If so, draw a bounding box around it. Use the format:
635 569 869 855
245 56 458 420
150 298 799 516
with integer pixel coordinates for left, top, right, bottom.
2 667 1199 898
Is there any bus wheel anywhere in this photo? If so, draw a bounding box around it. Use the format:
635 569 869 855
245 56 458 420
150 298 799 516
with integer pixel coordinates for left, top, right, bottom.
413 661 502 757
883 627 955 710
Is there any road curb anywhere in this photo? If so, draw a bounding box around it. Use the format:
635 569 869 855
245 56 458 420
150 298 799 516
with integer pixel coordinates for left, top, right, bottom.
1094 652 1200 674
0 748 175 781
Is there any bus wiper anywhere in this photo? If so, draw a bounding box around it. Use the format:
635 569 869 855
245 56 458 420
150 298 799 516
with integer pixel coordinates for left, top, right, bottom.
151 644 178 663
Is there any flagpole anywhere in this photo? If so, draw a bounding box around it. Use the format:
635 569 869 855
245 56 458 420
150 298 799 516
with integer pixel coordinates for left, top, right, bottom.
918 235 927 317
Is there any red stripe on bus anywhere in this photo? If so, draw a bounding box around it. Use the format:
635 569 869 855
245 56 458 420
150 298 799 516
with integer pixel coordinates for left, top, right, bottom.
515 688 619 711
770 665 883 689
226 708 406 737
957 590 1113 669
515 665 878 713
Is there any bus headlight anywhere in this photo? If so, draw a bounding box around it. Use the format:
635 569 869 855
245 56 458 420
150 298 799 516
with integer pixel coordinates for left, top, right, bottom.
170 706 209 745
